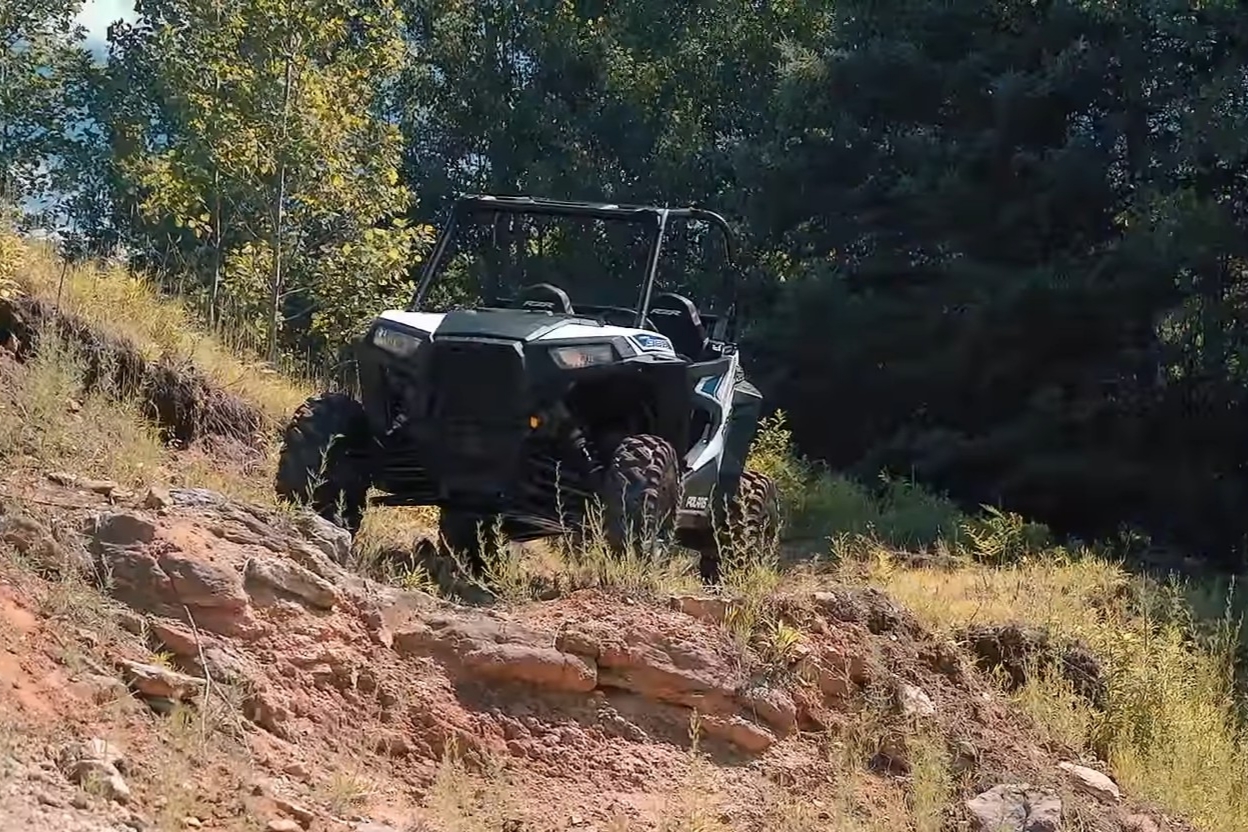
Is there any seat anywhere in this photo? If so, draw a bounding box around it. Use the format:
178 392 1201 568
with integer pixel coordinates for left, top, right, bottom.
513 283 574 315
648 292 707 360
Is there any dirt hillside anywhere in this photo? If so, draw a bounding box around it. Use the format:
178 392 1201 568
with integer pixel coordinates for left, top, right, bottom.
0 472 1186 832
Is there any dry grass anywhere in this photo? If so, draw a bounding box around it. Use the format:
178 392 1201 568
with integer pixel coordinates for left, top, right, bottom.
13 239 313 425
857 549 1248 832
418 708 928 832
0 331 167 488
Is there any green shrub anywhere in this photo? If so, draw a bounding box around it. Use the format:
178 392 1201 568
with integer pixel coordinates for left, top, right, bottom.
746 411 964 549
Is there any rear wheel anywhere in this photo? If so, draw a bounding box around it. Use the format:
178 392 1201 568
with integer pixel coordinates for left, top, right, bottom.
600 434 681 560
702 470 782 583
274 393 371 534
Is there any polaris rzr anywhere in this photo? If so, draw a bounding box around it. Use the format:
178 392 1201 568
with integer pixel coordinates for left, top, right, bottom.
274 194 780 581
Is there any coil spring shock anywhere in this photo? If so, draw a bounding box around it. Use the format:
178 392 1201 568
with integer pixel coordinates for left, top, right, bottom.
566 423 603 479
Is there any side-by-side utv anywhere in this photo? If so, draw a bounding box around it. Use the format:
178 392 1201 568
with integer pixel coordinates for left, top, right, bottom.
274 194 780 580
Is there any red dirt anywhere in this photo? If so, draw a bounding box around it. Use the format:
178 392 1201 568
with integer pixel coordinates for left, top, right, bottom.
0 474 1194 832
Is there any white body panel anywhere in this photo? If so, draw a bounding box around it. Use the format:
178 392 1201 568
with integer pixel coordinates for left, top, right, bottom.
376 309 679 359
685 350 737 473
377 310 446 335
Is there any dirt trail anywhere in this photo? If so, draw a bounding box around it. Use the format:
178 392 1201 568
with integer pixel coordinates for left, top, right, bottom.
0 476 1189 832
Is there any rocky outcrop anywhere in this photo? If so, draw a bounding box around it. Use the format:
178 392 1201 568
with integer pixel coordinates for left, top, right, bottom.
244 557 340 611
394 614 598 694
67 487 834 754
85 510 258 638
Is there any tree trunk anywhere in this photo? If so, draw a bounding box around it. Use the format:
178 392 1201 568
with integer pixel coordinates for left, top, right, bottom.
209 0 223 327
211 172 222 326
267 43 296 365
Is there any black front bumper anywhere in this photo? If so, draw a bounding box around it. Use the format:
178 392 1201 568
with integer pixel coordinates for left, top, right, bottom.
361 335 596 529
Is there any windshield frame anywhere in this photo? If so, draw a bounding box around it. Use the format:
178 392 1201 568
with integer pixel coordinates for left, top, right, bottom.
407 194 737 329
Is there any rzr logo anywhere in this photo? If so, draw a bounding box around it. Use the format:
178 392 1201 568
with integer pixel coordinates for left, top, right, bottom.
652 308 681 316
633 333 672 353
524 300 555 309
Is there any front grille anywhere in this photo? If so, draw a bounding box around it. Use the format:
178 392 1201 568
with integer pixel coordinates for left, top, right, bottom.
424 339 527 494
428 339 525 425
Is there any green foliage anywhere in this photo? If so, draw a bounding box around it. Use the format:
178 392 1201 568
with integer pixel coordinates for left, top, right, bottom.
748 410 964 549
744 411 808 512
96 0 428 360
959 506 1054 566
0 0 87 218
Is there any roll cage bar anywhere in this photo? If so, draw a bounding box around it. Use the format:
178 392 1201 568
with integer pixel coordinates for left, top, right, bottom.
408 194 738 330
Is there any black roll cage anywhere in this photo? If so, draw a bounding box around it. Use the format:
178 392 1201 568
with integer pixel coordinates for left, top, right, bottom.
407 193 739 330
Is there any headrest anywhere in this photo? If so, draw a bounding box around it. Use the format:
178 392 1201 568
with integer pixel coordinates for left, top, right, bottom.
650 292 703 327
516 283 574 315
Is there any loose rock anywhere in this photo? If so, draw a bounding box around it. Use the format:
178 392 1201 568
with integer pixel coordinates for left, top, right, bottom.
57 739 131 804
897 682 936 718
118 659 205 702
669 595 730 624
0 511 88 577
58 738 125 774
1058 761 1121 803
142 486 172 511
966 784 1061 832
244 557 339 611
271 795 314 827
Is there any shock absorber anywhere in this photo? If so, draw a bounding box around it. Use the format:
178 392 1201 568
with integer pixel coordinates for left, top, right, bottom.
567 422 603 478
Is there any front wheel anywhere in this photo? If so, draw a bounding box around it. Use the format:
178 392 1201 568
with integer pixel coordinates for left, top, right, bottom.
274 392 371 534
702 470 782 583
600 434 681 560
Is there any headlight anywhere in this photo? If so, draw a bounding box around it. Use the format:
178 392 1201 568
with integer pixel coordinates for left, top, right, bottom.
549 343 616 369
371 325 424 358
